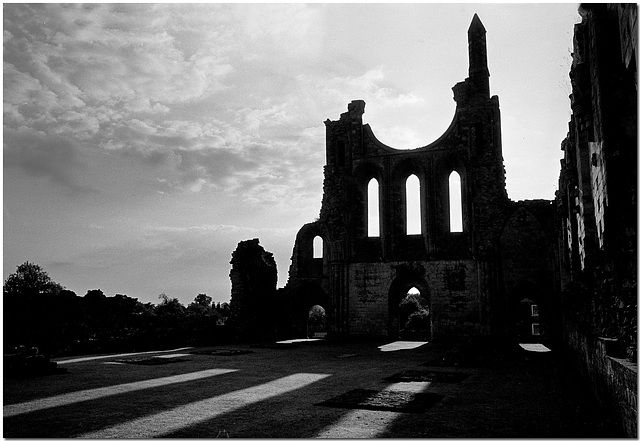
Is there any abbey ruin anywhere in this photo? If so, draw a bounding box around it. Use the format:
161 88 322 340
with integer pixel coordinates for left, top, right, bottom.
230 7 636 435
233 14 558 345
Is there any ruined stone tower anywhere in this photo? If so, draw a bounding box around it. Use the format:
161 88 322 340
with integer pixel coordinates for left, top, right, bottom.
230 14 559 344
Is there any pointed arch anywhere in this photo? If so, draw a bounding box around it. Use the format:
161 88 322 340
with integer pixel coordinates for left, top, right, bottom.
406 174 421 235
449 171 463 232
367 178 380 237
388 274 431 340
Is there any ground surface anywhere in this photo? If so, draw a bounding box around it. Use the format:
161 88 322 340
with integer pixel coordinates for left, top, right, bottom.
3 339 623 438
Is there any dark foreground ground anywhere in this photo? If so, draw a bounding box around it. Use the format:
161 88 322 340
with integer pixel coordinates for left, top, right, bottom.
3 339 624 438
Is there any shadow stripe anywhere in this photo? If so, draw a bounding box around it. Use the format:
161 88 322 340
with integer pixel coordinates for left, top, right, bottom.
4 368 237 417
78 373 331 438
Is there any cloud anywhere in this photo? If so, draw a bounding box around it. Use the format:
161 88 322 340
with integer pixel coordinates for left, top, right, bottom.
3 3 430 206
234 4 324 61
3 4 233 144
143 223 295 237
3 127 97 195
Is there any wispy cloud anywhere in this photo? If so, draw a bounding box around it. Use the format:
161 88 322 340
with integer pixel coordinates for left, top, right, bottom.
4 3 425 205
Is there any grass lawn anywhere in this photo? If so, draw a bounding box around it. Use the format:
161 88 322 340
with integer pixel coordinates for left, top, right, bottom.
3 340 622 438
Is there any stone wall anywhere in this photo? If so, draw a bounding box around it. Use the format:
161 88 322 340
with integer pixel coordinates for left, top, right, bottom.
556 4 637 436
566 324 637 437
229 238 278 342
499 202 560 344
347 260 481 339
557 1 637 359
278 14 558 345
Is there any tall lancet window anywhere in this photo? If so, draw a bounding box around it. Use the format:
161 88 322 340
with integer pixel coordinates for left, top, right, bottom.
406 174 421 235
449 171 463 232
313 236 323 259
367 178 380 237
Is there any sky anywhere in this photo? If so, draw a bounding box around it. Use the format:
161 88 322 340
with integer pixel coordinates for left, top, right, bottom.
3 3 582 305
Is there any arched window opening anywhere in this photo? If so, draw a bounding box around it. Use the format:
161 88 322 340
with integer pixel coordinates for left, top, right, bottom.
406 174 421 235
449 171 463 232
367 178 380 237
398 287 430 341
313 236 323 259
307 304 327 339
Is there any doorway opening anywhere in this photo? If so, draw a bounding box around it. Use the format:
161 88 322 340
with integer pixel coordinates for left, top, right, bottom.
307 304 328 339
398 287 431 341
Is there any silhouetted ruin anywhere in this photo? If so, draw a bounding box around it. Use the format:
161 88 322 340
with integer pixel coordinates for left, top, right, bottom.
240 14 559 346
229 238 278 342
230 8 637 435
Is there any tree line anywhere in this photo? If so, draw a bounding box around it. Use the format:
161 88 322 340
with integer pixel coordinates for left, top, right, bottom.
4 262 232 357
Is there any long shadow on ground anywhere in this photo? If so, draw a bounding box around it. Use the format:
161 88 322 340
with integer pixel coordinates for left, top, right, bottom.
3 342 623 438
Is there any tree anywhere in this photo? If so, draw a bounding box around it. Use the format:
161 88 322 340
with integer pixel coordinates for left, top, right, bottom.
84 289 106 301
405 309 430 331
187 293 214 316
193 293 212 308
156 293 186 317
307 305 327 337
399 293 430 338
399 294 426 319
4 261 64 298
3 262 65 351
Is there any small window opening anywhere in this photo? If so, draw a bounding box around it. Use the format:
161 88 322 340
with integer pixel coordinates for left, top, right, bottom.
313 236 323 259
367 178 380 237
406 174 421 235
531 304 539 317
531 323 541 336
449 171 463 232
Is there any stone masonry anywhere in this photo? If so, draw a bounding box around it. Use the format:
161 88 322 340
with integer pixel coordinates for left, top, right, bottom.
556 4 637 436
228 7 636 436
280 14 558 344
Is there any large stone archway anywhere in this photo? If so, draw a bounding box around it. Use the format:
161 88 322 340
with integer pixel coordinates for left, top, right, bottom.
291 282 331 339
388 275 431 341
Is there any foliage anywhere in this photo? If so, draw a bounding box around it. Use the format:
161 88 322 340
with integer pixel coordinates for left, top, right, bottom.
157 293 187 316
405 309 430 331
4 261 64 298
308 305 327 335
399 293 430 337
3 261 233 356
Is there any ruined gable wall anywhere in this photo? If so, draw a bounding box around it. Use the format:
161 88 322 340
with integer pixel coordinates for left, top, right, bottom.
282 14 537 344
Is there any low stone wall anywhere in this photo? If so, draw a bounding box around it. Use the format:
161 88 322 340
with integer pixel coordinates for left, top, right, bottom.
566 324 637 437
